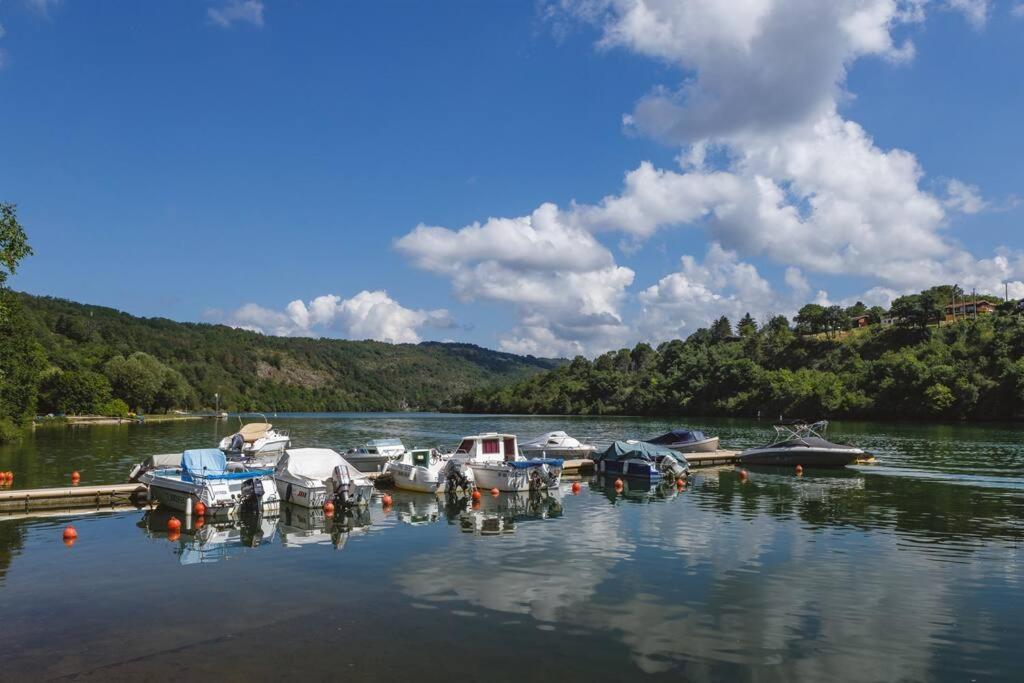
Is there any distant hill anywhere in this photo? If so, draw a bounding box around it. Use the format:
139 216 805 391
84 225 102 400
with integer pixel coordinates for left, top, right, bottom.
12 292 563 413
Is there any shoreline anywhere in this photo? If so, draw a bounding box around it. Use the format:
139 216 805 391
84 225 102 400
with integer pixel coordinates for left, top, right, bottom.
34 414 209 428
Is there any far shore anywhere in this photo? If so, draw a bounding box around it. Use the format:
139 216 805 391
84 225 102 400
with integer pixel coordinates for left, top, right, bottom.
34 414 210 428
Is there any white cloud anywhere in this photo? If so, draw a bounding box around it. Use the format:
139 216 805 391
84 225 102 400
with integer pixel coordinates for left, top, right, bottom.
222 290 451 344
944 179 988 214
1013 3 1024 18
945 0 989 28
396 203 635 356
208 0 264 29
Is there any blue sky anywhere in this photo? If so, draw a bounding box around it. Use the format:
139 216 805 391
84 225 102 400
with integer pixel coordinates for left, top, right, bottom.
1 1 1022 356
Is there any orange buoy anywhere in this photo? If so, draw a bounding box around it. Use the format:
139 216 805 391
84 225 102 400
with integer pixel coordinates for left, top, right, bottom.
382 494 393 507
795 464 804 475
0 471 8 483
62 526 78 541
167 517 182 532
63 537 76 548
71 470 81 481
323 501 336 515
167 530 181 543
194 517 205 529
739 469 749 482
676 478 685 487
571 481 581 494
471 489 482 502
614 478 624 489
193 501 207 517
490 487 500 497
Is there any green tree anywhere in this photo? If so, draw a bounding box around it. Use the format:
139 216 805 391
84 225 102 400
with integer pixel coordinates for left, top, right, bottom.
794 304 826 334
738 312 758 337
710 316 733 341
38 369 113 415
0 203 33 322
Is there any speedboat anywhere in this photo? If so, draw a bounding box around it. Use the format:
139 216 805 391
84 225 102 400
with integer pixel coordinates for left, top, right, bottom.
645 428 719 453
140 448 280 516
128 452 184 482
343 438 406 473
593 441 689 480
219 417 290 459
737 420 865 468
275 447 375 508
388 447 475 495
518 431 597 458
458 433 563 492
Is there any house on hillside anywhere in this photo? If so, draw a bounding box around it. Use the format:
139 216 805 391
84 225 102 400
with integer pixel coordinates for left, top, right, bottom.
944 300 996 321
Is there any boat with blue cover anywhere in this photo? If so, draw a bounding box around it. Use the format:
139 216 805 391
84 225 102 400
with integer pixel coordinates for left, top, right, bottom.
139 448 280 516
645 428 719 453
594 441 689 480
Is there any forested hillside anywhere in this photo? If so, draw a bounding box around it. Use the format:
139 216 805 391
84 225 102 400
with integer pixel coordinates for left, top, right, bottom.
2 292 562 416
449 295 1024 422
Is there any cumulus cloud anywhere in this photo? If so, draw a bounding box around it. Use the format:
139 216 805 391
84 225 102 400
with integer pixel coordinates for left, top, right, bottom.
945 0 989 28
397 203 635 356
222 290 452 344
208 0 264 29
943 179 988 214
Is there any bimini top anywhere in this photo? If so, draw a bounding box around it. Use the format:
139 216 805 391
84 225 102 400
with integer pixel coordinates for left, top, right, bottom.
278 448 363 481
647 429 707 445
505 457 564 469
596 441 687 465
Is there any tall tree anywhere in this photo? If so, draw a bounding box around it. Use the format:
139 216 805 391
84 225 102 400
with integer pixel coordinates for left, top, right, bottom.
738 312 758 337
0 203 32 322
710 316 734 341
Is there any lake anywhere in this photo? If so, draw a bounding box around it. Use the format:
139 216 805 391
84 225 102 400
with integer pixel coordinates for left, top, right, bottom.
1 414 1022 681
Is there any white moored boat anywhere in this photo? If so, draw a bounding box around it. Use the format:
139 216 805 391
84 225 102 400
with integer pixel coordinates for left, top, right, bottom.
275 447 375 508
458 433 563 492
140 448 279 517
343 438 406 473
519 431 597 458
388 447 475 495
219 417 290 460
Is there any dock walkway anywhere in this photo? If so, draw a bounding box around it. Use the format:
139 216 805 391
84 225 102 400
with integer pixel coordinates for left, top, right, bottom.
0 483 148 514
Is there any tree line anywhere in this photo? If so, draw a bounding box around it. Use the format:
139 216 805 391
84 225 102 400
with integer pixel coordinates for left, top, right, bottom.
449 289 1024 422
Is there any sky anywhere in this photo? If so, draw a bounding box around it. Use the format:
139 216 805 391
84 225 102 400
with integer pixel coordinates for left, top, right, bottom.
1 0 1022 358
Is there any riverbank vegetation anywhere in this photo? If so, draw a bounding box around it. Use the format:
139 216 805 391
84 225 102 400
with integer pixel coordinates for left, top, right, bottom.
449 291 1024 421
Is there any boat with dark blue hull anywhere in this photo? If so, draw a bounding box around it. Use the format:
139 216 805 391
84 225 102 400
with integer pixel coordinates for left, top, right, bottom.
594 441 689 480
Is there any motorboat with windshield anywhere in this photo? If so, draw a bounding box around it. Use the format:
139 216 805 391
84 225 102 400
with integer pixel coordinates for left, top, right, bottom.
139 448 280 516
593 440 689 480
737 420 865 467
459 433 563 492
518 431 597 458
645 428 719 453
274 447 374 508
343 438 406 473
218 416 290 462
387 447 475 495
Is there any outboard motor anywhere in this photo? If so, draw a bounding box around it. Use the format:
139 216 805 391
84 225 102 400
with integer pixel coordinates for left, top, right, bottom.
443 461 473 499
240 477 265 513
229 433 245 452
332 464 351 508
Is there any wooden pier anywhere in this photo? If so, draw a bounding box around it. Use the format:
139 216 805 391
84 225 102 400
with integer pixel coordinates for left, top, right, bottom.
0 483 148 514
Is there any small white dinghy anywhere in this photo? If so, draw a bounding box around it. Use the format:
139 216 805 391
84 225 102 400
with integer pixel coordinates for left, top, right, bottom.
275 448 375 508
460 433 563 492
519 431 597 458
219 418 291 459
388 447 475 495
140 448 279 517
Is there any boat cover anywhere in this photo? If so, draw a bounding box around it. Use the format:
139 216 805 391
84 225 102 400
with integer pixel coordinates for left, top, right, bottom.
596 441 687 464
521 431 579 447
182 448 228 475
647 429 707 445
506 458 564 469
237 422 272 442
278 448 364 481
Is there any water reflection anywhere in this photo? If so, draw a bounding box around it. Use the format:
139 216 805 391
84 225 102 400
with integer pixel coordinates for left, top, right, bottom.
138 508 278 564
278 503 374 549
455 490 563 535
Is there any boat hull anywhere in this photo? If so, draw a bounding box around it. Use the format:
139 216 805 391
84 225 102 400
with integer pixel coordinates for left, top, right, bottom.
469 462 562 492
146 473 280 516
666 436 719 453
597 459 663 480
276 476 374 508
519 446 597 459
345 453 394 473
736 447 862 468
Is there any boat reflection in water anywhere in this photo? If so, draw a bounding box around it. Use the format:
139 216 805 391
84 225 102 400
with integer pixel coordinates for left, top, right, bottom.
593 474 682 504
454 489 563 535
389 490 443 526
278 502 373 550
137 508 278 565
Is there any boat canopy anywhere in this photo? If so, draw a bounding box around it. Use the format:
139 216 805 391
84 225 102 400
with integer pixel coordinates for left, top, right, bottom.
277 448 346 480
596 441 686 464
647 429 707 445
237 422 272 442
182 448 228 475
505 457 564 469
522 431 580 447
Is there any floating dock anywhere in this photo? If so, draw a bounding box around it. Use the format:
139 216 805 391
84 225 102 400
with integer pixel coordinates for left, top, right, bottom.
0 483 148 514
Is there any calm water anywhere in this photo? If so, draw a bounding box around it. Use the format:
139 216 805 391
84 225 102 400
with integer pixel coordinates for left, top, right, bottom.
1 414 1022 681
